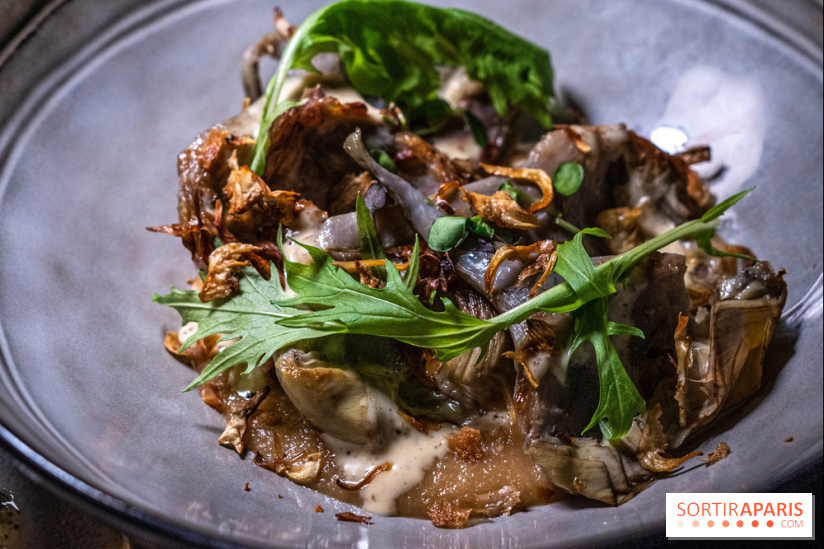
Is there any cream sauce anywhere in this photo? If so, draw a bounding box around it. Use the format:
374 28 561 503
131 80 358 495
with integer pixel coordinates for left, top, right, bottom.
322 423 455 515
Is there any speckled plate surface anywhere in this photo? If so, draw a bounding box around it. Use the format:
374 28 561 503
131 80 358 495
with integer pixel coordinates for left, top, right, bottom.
0 0 821 547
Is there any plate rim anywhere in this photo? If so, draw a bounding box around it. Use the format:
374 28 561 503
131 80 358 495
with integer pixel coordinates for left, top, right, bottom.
0 0 821 546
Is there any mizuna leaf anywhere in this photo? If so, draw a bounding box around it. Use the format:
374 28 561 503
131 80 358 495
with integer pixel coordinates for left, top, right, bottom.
571 298 646 440
153 267 330 392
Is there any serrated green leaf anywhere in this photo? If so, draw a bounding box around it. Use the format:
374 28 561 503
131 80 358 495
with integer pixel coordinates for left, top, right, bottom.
404 236 421 292
606 322 645 338
153 267 330 391
572 299 646 440
700 187 754 222
553 228 615 302
274 240 497 362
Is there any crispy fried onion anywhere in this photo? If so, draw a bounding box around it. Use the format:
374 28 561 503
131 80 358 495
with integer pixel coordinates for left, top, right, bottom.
330 259 411 289
335 512 372 525
480 163 554 213
163 329 220 372
335 463 393 490
387 243 455 299
200 242 271 302
394 132 473 186
254 451 322 484
397 409 442 434
461 190 539 230
426 486 522 529
637 404 703 472
553 124 593 153
703 442 731 464
198 129 256 173
483 240 557 296
446 426 484 461
595 205 646 255
503 318 564 388
218 386 271 454
331 259 409 273
223 160 300 219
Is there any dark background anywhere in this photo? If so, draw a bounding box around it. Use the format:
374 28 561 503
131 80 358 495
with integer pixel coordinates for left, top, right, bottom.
1 1 821 548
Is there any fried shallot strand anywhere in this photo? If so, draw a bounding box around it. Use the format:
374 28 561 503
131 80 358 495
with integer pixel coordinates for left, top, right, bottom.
335 462 393 490
483 240 557 296
335 512 372 525
637 404 703 472
480 163 554 213
461 189 539 230
200 242 271 302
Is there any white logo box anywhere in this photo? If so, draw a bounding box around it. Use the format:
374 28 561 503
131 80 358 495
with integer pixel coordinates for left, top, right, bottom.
665 493 814 539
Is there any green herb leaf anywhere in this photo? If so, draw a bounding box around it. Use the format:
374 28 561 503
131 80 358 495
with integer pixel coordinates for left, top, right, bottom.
467 215 495 240
569 298 646 440
153 269 331 392
428 216 470 252
250 0 555 174
498 180 535 204
553 227 615 303
408 99 456 135
552 161 584 196
428 215 495 252
157 191 753 438
356 193 385 262
369 149 397 173
404 236 421 291
461 109 488 147
275 241 497 362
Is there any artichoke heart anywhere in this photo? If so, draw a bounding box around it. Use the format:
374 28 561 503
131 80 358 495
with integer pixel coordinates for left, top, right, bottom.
275 348 383 445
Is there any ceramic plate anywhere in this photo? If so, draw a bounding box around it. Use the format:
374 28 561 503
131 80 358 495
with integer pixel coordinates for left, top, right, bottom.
0 0 821 547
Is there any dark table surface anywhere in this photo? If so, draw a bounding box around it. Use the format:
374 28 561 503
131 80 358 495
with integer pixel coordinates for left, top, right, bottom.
1 1 821 548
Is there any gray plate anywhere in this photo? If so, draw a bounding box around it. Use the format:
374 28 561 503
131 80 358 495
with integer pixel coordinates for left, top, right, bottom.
0 0 821 547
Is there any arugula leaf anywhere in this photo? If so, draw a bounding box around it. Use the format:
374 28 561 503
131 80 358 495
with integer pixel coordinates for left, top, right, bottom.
493 189 752 326
553 227 615 303
250 0 555 174
568 298 646 439
428 215 496 252
153 268 331 392
691 187 758 261
553 161 584 196
404 236 421 292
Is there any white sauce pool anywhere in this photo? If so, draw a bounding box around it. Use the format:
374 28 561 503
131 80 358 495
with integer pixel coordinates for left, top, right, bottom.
322 424 454 515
